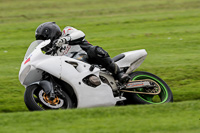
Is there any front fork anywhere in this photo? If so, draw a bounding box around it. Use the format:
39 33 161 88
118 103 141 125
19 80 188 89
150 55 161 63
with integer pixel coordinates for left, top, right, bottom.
39 73 64 100
39 80 56 100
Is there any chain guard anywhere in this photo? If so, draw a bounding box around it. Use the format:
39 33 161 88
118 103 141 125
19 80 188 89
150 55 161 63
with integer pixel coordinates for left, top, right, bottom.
120 79 161 95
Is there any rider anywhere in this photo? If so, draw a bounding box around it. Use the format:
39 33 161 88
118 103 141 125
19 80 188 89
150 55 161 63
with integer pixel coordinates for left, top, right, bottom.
35 22 130 83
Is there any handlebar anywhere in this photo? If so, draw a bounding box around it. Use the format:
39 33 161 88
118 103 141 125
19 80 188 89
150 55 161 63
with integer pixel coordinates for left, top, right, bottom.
45 45 58 55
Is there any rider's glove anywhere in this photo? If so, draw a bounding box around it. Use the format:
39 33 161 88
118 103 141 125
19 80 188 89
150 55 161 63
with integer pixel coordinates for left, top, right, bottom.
54 36 71 47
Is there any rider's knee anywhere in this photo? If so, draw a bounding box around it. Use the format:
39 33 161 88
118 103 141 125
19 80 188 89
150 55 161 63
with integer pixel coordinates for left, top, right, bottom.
87 46 109 59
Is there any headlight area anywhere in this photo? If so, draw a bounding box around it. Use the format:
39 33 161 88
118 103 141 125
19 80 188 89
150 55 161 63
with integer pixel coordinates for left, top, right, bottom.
19 65 43 86
19 65 31 84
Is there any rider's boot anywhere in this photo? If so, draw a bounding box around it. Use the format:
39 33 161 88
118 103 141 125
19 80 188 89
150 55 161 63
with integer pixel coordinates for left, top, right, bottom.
106 62 130 84
86 46 130 84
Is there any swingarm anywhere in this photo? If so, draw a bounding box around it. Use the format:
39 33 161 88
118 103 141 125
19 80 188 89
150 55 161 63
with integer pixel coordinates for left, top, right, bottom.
120 79 161 95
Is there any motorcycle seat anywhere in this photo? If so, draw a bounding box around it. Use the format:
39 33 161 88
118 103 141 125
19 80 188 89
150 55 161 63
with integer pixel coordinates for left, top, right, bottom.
112 54 125 62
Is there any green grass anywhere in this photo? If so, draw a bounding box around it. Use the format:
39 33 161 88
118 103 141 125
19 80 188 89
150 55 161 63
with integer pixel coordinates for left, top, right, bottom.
0 0 200 132
0 100 200 133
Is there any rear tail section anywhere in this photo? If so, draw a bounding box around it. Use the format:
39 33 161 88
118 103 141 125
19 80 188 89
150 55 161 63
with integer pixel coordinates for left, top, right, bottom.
113 49 147 74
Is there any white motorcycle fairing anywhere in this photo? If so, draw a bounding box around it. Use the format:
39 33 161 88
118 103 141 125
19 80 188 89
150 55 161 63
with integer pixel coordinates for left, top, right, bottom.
115 50 147 74
19 40 147 108
19 40 120 108
59 56 117 108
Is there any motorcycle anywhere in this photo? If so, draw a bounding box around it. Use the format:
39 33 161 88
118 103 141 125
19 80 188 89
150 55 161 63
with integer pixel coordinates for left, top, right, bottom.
19 40 173 111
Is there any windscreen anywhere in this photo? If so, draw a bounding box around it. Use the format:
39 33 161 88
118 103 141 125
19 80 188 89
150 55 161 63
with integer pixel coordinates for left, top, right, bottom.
24 40 43 59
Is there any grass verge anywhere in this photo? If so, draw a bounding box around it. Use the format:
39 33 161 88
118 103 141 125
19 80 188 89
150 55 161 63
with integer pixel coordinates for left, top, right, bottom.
0 100 199 133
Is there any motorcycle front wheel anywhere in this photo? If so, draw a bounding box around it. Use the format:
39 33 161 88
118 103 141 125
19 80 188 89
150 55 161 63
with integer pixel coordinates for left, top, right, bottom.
124 71 173 104
24 84 72 111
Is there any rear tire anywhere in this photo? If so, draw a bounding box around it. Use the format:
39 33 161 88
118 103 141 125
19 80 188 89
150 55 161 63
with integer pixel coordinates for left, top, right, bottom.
124 71 173 104
24 84 72 111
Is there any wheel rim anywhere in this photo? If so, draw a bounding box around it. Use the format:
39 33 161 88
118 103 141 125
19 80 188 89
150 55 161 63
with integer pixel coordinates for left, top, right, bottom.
33 88 67 109
132 75 168 104
38 90 64 109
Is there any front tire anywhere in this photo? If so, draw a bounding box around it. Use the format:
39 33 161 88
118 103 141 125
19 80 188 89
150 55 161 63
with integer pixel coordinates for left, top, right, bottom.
24 84 73 111
124 71 173 104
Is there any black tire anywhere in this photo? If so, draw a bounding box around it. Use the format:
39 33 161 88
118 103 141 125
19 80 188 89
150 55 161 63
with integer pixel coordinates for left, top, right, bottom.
124 71 173 104
24 84 73 111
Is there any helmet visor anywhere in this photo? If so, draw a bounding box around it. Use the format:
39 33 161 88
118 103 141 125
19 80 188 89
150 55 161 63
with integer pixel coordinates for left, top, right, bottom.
36 35 46 40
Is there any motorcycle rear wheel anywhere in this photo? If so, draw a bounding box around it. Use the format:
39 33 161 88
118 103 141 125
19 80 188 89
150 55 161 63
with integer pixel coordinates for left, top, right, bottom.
24 84 72 111
124 71 173 104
